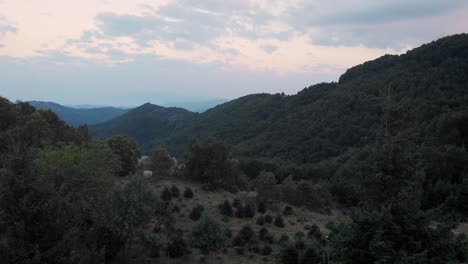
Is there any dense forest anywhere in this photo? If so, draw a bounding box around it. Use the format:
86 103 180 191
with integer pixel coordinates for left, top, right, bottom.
1 34 467 263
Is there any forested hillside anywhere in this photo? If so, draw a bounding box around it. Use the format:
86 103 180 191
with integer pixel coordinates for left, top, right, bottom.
29 101 128 127
91 103 196 152
91 34 468 164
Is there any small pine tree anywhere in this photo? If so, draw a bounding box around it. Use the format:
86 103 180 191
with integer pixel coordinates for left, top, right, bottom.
167 237 189 258
261 245 272 256
220 200 233 217
171 185 180 198
233 198 241 209
256 215 265 226
244 203 255 218
283 205 294 216
264 214 273 224
183 188 194 199
190 205 204 221
235 204 245 218
239 225 255 242
258 227 269 241
257 202 266 214
274 215 285 228
161 187 172 202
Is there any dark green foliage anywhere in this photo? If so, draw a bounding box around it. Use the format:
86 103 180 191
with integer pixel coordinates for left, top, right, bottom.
140 231 162 257
91 103 196 153
235 204 245 218
275 215 285 228
302 247 321 264
191 214 226 255
185 138 236 190
167 237 189 258
239 225 255 242
219 200 233 217
307 224 323 241
103 135 140 176
264 214 273 224
190 205 204 221
257 202 266 214
151 148 176 177
183 187 194 198
279 245 299 264
283 205 294 216
255 171 278 203
256 215 265 226
171 185 180 198
278 235 290 245
161 187 172 202
260 245 272 256
248 244 260 254
232 198 241 209
244 203 256 218
258 228 274 243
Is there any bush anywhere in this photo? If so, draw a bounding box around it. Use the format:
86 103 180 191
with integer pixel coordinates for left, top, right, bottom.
233 235 244 247
275 215 285 228
256 215 265 226
308 224 323 241
239 225 255 242
225 228 233 239
294 232 305 241
261 245 272 256
219 200 233 217
264 214 273 224
183 188 194 198
302 247 321 263
190 205 205 221
140 231 162 257
279 245 299 264
235 205 245 218
161 187 172 202
233 198 242 209
295 240 306 250
258 228 269 241
248 244 260 254
244 203 256 218
257 202 267 214
172 205 180 213
283 205 294 216
171 185 180 198
279 235 289 245
191 214 226 254
167 237 189 258
235 247 244 255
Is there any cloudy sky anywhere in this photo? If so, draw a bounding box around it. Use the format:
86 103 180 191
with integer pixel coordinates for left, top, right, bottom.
0 0 467 106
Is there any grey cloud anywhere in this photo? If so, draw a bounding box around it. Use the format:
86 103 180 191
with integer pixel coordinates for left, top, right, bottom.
0 17 16 37
261 45 278 54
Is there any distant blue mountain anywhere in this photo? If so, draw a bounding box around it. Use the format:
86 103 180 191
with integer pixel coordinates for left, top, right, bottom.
29 101 129 127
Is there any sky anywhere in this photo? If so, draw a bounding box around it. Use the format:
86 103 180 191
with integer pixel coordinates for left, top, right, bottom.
0 0 467 106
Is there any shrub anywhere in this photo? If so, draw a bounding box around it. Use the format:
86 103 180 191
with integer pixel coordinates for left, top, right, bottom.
275 215 285 228
283 205 294 216
278 235 289 245
172 205 180 213
233 198 241 209
244 203 256 218
235 205 245 218
294 232 305 241
171 185 180 198
295 240 306 250
248 244 260 254
190 205 204 221
257 202 267 214
219 200 233 217
261 245 272 256
264 214 273 224
239 225 255 242
191 214 226 254
235 247 244 255
256 215 265 226
183 188 194 198
302 247 321 263
161 187 172 202
232 235 244 247
140 231 162 257
258 228 269 241
308 224 323 241
225 228 233 239
167 237 189 258
279 245 299 264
